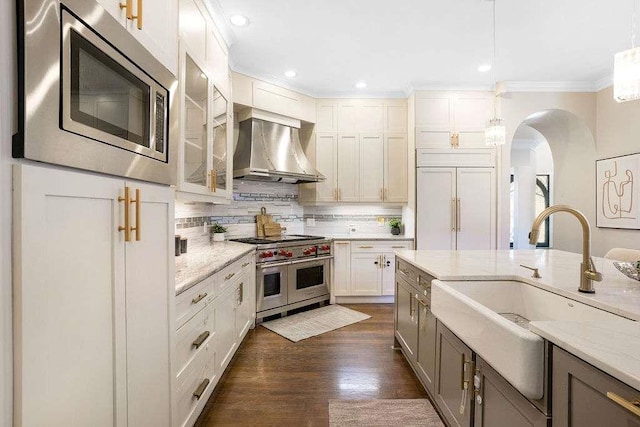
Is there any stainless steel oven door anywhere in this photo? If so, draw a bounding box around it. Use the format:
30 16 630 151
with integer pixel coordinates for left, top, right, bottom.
287 257 332 305
257 262 289 313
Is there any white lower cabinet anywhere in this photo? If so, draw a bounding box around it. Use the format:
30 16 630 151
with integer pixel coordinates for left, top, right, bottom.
333 240 413 297
13 164 175 427
175 252 255 427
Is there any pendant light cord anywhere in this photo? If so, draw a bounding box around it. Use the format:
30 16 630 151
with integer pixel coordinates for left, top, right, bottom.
633 0 637 48
492 0 498 118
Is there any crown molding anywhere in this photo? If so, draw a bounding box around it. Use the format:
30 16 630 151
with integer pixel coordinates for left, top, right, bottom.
499 80 601 93
594 74 613 92
230 65 407 99
406 83 494 94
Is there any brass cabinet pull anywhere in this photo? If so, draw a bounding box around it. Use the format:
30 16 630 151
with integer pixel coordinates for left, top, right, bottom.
409 291 414 317
193 378 210 400
192 331 210 349
131 0 142 29
451 199 456 231
607 392 640 417
210 170 218 193
451 132 460 148
118 186 131 242
119 0 133 19
225 272 235 281
238 283 244 304
391 245 405 248
335 242 350 245
242 262 250 268
380 188 384 200
131 188 141 241
359 245 374 249
456 198 461 232
191 293 207 304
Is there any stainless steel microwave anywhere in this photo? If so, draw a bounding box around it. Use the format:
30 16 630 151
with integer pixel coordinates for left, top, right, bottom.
14 0 178 185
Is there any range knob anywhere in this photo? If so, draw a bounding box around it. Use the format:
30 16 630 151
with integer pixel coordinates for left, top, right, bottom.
287 251 293 258
279 250 287 256
303 250 311 255
310 247 317 252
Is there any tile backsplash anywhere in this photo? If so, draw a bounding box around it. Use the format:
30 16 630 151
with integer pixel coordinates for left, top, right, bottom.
175 180 403 237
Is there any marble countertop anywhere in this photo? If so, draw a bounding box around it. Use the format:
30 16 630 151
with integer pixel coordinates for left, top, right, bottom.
395 249 640 321
530 320 640 391
325 234 414 241
395 249 640 390
175 241 255 296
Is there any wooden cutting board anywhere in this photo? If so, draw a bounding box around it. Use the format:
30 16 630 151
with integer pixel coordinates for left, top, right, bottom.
256 207 272 237
263 222 282 237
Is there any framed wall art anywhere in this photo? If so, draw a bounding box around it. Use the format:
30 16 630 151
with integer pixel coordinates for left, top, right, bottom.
596 153 640 229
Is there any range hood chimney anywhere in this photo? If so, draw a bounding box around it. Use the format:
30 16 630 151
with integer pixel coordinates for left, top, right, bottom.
233 118 325 184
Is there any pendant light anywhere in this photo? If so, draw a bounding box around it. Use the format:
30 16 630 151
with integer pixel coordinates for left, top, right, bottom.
485 0 506 146
614 0 640 102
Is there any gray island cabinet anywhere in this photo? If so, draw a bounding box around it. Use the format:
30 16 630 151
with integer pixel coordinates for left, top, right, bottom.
552 347 640 427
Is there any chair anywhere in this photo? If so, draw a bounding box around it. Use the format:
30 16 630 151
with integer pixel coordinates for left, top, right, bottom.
604 248 640 262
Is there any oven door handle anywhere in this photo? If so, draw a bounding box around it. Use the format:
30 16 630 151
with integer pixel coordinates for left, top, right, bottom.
290 255 334 265
258 261 292 269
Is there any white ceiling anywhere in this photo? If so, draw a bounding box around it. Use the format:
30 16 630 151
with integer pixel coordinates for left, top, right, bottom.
211 0 632 97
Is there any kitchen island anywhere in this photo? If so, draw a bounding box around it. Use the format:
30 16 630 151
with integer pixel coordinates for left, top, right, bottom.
394 249 640 427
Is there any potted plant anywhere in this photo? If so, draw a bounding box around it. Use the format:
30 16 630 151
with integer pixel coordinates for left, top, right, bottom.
210 223 227 242
388 218 402 236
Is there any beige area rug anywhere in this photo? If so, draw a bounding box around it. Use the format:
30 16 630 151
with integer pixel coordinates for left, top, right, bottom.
260 305 370 342
329 399 444 427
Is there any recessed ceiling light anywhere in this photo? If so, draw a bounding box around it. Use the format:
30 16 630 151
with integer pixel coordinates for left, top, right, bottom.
478 64 492 73
355 81 367 89
284 70 297 78
230 15 249 27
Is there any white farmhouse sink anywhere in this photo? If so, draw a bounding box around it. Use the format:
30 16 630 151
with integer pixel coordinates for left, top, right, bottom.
431 280 627 400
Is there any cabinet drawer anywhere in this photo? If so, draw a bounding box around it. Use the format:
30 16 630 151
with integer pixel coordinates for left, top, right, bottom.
351 240 412 252
218 254 253 294
396 259 419 285
176 275 216 329
175 303 215 379
176 339 217 427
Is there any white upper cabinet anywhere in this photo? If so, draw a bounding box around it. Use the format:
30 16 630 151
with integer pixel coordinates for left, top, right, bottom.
316 100 339 132
384 133 408 203
358 133 385 202
231 72 316 122
338 100 359 132
415 91 493 150
358 100 384 132
453 92 494 131
177 43 232 203
336 134 359 202
178 0 206 59
253 80 302 119
415 92 454 131
300 98 408 204
384 100 408 132
315 133 338 202
97 0 178 73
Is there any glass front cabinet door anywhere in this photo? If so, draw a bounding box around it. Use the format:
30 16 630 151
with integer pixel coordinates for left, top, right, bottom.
177 43 232 202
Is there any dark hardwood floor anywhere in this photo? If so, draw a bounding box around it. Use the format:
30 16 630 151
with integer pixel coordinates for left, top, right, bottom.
194 304 428 426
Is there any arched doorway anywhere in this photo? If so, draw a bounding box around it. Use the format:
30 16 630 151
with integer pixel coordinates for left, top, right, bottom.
508 109 597 253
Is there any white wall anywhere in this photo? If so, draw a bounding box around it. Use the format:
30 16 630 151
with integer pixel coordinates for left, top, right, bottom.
1 0 15 424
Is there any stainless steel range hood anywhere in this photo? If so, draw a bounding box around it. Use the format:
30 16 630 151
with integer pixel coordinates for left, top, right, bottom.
233 118 325 183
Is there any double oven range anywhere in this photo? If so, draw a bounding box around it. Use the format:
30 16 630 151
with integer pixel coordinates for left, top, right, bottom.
230 235 332 321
